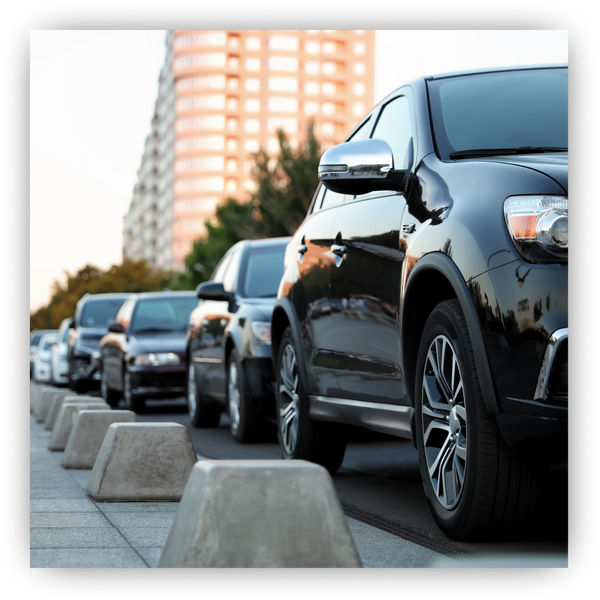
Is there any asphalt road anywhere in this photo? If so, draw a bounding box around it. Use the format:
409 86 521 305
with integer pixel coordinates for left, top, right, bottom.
135 396 568 560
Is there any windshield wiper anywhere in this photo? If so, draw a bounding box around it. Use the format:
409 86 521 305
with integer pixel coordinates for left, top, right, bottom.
449 147 567 159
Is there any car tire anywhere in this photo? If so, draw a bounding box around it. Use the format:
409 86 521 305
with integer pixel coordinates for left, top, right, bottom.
226 349 267 443
187 360 220 428
123 371 145 414
275 326 347 475
415 299 543 540
100 368 121 408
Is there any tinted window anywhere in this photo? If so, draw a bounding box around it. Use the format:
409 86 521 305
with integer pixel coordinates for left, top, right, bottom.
240 245 286 298
428 68 568 159
131 297 199 334
222 246 243 292
80 299 127 327
321 187 346 210
371 95 412 169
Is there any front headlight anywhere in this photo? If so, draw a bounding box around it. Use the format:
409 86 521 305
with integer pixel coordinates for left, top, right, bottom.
134 352 181 366
504 196 568 263
251 321 272 345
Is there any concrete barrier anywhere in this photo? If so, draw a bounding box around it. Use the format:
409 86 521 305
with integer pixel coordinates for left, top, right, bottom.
86 423 197 502
48 402 110 451
158 459 362 568
32 386 58 419
61 410 137 469
45 395 102 431
35 389 72 423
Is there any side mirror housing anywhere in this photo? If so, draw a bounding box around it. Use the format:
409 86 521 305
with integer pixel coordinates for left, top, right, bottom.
108 322 126 334
318 138 410 195
196 282 232 302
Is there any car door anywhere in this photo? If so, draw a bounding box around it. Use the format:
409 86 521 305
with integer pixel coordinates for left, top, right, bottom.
191 244 244 402
328 94 414 405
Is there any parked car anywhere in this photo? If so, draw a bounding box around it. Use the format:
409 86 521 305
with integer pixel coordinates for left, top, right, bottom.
186 237 291 442
32 333 58 383
271 64 568 540
99 291 199 412
50 318 72 386
30 329 57 379
67 293 130 393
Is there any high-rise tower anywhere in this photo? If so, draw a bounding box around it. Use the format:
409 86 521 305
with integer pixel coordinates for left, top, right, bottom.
124 30 375 270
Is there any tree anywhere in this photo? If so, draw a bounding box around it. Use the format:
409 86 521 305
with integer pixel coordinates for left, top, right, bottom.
30 259 173 331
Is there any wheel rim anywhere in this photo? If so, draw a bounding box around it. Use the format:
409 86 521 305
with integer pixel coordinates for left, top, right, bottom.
278 344 299 455
123 373 132 409
228 361 241 434
188 363 197 418
420 334 468 510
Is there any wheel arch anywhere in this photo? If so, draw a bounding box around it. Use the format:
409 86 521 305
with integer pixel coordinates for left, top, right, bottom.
402 253 500 413
271 297 310 393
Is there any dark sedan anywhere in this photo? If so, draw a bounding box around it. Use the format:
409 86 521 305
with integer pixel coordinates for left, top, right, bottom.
186 237 290 442
99 291 199 413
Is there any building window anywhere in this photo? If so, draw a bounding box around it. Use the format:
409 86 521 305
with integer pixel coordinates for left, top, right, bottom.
267 117 297 134
353 82 365 96
245 78 261 92
266 77 298 92
267 56 298 72
353 62 365 76
305 61 320 75
176 75 226 91
305 81 319 95
266 97 298 113
353 102 366 117
305 41 320 54
245 139 260 152
175 135 225 153
245 57 261 71
245 119 260 133
245 36 261 51
267 35 299 51
304 101 319 116
245 98 261 112
354 41 366 55
226 137 238 152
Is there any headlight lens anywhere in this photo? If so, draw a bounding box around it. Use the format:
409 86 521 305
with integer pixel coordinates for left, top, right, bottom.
134 352 181 366
504 196 568 263
251 321 272 345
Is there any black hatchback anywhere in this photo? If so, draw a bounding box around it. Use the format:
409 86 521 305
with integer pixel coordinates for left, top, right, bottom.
271 65 568 540
99 291 199 413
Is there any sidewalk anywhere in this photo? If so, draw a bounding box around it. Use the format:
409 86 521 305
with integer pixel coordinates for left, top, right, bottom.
30 412 451 568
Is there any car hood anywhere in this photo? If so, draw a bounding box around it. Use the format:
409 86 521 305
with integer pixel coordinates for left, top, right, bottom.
478 152 568 192
128 333 188 356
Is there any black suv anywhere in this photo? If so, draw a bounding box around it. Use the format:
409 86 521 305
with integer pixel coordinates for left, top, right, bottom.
67 293 130 393
271 65 567 540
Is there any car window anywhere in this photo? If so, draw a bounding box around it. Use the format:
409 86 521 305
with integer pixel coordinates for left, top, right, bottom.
80 298 127 327
222 246 243 292
240 245 287 298
116 299 135 329
130 297 199 333
347 116 372 142
30 333 42 346
427 68 568 159
211 250 233 283
371 95 413 170
321 187 346 210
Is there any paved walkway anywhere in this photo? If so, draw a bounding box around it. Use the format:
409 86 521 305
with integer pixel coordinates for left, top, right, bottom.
30 411 451 568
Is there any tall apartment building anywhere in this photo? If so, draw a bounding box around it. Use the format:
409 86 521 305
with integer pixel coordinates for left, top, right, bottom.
124 30 375 271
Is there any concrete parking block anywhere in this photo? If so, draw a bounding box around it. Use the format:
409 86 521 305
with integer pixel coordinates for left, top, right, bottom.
86 423 197 502
45 394 98 430
36 389 71 423
158 459 362 568
61 410 137 469
33 386 58 419
48 402 110 451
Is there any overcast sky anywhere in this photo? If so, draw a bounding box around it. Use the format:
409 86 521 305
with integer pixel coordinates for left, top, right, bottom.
29 29 568 311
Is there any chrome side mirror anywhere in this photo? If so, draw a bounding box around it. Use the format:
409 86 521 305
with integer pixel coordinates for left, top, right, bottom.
318 138 409 195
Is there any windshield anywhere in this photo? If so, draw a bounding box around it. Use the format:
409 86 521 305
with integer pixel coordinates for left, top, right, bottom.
428 67 567 160
30 333 42 346
130 297 198 334
240 245 287 298
80 299 127 327
42 338 56 351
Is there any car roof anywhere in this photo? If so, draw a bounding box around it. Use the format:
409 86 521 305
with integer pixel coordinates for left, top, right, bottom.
235 236 292 250
129 291 198 300
423 62 567 81
82 293 132 302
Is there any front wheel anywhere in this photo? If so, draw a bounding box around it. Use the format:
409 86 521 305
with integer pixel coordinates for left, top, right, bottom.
187 360 220 428
226 349 267 443
123 371 145 414
415 299 542 540
100 368 121 408
275 327 347 475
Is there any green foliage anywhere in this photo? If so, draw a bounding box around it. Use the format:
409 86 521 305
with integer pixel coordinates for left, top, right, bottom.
30 259 173 331
178 122 322 289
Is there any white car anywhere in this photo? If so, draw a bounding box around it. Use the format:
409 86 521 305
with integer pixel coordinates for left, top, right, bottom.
51 318 72 385
33 333 57 383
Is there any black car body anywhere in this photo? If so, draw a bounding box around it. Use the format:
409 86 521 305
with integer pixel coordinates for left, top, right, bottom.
67 293 130 393
99 291 199 413
186 237 290 441
271 65 567 540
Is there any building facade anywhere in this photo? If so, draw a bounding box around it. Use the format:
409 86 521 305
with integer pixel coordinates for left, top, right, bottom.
124 30 375 271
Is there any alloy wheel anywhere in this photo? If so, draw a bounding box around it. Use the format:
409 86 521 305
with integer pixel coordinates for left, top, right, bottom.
188 363 197 419
278 344 300 455
420 334 468 510
228 361 241 435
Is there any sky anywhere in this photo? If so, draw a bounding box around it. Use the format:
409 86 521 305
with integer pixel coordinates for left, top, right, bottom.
29 29 569 312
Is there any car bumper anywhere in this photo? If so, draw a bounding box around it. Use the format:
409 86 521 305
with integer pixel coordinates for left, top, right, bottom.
35 362 52 382
242 356 276 416
128 365 187 399
52 359 69 384
472 260 567 461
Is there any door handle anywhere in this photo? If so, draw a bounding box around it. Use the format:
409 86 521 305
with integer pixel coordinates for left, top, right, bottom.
297 236 308 263
330 244 347 256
